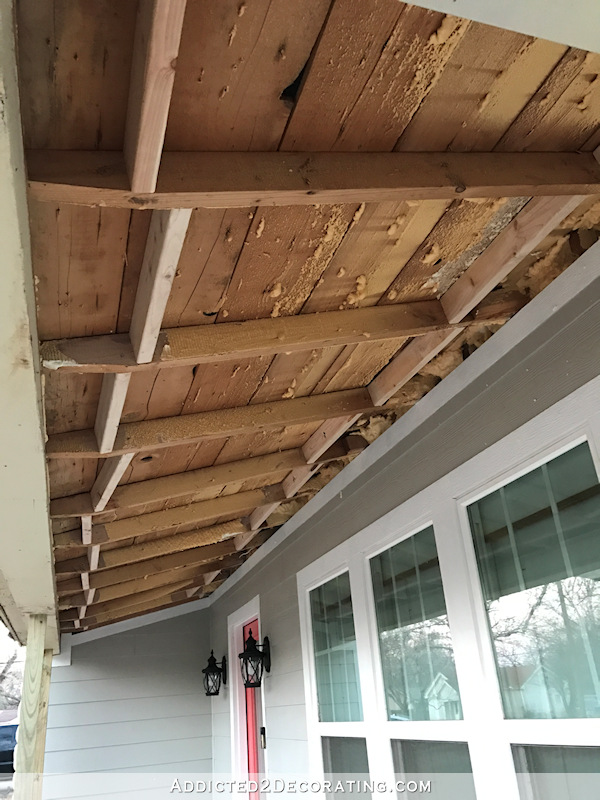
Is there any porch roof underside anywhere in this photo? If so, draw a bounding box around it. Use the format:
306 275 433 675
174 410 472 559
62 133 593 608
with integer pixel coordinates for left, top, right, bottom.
15 0 600 635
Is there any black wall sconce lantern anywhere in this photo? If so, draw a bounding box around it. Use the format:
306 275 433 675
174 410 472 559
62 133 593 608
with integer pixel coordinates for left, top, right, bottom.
238 629 271 688
202 651 227 696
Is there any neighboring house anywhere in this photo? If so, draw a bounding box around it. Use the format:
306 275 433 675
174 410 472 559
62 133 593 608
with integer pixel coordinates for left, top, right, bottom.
500 665 567 719
1 2 600 800
424 673 461 721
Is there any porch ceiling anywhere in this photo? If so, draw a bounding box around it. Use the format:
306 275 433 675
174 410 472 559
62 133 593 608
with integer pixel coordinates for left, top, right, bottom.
14 0 600 634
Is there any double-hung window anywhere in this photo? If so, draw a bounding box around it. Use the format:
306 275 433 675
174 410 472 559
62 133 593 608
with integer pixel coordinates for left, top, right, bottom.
298 379 600 799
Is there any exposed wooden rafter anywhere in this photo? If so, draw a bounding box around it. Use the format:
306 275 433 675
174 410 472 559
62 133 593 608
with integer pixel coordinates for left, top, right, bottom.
51 437 366 519
26 150 600 209
124 0 188 194
46 388 385 458
39 296 521 374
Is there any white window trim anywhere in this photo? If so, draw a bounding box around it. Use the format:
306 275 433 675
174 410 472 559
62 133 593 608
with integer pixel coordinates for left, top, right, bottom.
297 375 600 800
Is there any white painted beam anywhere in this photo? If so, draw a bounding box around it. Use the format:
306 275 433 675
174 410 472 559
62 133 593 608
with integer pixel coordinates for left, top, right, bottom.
0 1 57 649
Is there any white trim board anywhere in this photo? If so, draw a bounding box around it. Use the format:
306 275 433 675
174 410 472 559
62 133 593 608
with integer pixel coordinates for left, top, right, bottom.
66 238 600 647
295 377 600 798
0 0 58 650
405 0 600 53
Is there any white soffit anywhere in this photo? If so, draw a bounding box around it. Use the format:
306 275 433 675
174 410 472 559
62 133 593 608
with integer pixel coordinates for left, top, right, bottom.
0 2 58 649
406 0 600 53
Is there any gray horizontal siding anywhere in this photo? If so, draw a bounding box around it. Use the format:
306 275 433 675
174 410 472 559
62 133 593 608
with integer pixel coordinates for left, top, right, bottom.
208 245 600 776
44 611 212 797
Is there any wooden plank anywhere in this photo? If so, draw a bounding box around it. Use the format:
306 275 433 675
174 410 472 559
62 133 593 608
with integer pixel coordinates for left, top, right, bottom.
245 503 282 537
93 527 241 571
302 415 363 465
81 515 92 546
65 594 199 631
14 615 47 800
26 151 600 209
40 300 457 373
129 208 193 363
59 562 233 604
77 580 193 619
90 489 282 545
124 0 188 193
51 449 308 518
368 330 462 406
77 551 243 591
46 388 384 458
94 373 131 453
90 454 135 512
32 646 53 782
441 196 585 323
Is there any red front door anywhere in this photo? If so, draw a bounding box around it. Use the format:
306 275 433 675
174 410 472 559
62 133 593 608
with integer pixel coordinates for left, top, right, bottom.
243 619 260 794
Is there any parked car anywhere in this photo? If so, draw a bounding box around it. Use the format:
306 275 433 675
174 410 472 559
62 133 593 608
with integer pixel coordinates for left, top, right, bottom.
0 710 18 774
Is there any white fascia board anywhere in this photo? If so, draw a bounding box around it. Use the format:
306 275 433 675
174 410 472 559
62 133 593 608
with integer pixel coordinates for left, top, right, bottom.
0 2 58 649
209 239 600 605
406 0 600 53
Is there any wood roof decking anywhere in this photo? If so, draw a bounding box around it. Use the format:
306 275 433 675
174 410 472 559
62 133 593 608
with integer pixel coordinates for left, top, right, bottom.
15 0 600 632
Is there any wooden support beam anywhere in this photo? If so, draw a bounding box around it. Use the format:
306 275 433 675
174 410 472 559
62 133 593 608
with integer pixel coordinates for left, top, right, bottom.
81 515 92 546
124 0 188 193
63 551 243 592
40 301 457 373
371 197 583 405
93 526 241 571
90 454 135 512
244 461 321 536
31 649 52 779
130 208 192 362
94 373 131 453
14 615 49 800
27 150 600 209
57 493 277 547
46 388 383 458
302 415 363 464
368 330 462 406
52 449 307 518
59 562 235 605
441 195 585 324
51 437 368 519
62 593 203 632
63 580 193 621
89 208 191 506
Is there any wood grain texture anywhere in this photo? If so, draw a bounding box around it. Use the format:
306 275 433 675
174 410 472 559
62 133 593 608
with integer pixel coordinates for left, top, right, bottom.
40 300 458 372
124 0 188 192
90 454 135 512
369 330 462 406
14 615 47 795
129 208 193 362
94 373 131 453
46 388 383 458
27 150 600 208
51 448 306 518
91 488 280 544
441 195 585 323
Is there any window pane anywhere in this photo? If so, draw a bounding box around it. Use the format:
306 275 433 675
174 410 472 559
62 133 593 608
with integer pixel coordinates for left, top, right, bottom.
392 740 476 799
322 737 370 775
468 442 600 719
513 744 600 799
322 738 371 800
310 572 363 722
370 526 463 720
